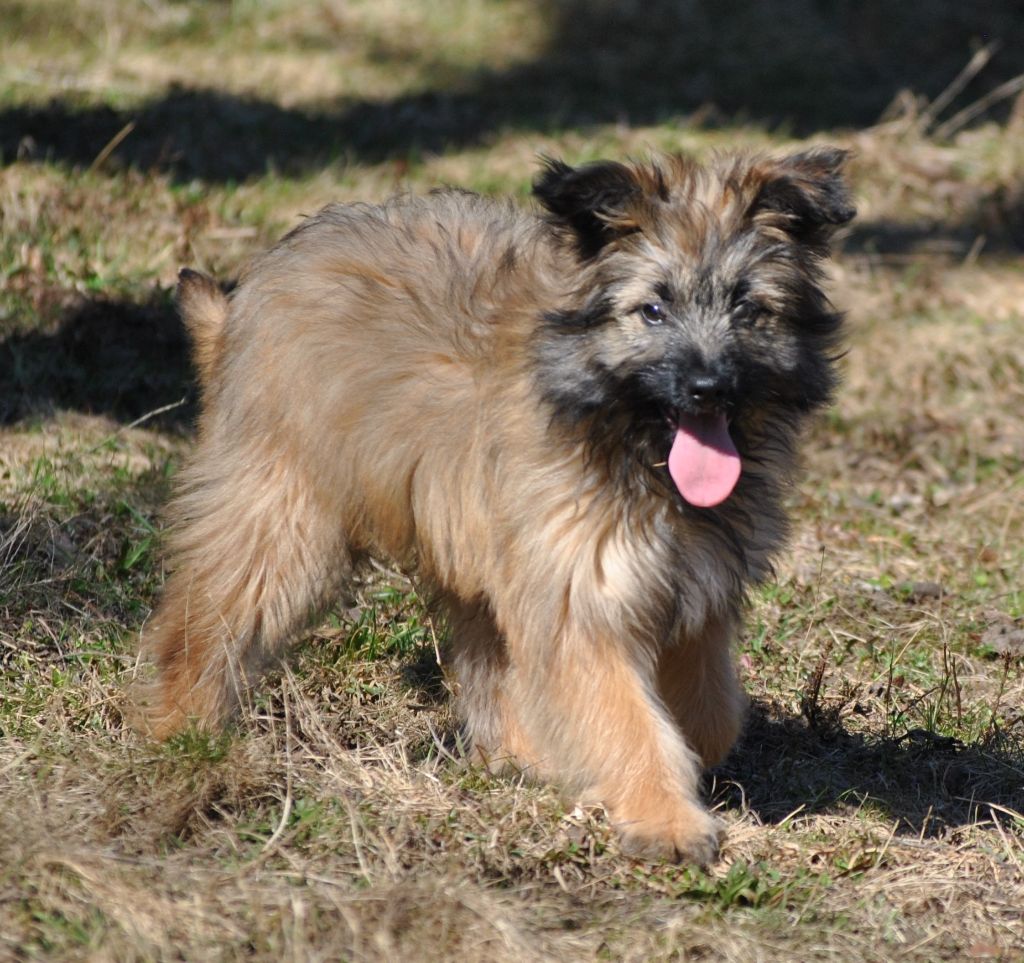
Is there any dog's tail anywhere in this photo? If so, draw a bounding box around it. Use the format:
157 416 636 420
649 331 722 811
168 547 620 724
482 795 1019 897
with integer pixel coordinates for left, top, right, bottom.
177 267 228 386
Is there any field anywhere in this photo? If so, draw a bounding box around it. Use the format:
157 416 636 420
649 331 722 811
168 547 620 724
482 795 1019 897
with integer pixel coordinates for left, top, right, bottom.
2 2 1023 959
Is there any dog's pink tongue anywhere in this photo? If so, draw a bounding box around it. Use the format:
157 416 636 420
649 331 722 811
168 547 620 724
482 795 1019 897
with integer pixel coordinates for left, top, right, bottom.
668 413 741 507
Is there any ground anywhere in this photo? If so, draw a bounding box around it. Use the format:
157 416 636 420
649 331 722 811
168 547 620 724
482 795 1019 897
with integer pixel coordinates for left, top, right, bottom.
1 2 1023 960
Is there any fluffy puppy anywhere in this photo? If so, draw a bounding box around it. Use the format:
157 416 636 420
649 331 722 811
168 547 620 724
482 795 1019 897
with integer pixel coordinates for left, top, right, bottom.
139 149 853 863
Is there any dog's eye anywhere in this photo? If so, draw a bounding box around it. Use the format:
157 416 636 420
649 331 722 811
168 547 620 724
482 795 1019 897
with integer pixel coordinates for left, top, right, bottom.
735 299 767 325
639 302 665 325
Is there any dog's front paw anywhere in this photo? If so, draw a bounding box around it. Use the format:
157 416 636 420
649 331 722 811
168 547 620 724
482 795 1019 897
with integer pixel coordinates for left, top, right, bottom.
614 803 722 866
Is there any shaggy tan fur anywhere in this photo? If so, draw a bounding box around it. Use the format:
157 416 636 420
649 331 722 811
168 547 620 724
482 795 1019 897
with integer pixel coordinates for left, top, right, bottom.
139 151 852 863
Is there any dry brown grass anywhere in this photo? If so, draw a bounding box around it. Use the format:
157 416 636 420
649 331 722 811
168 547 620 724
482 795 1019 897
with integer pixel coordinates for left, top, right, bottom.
2 3 1023 960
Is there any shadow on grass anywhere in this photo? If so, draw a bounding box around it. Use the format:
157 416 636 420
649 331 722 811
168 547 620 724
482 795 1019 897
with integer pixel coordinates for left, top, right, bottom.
841 197 1024 257
716 699 1024 837
4 1 1024 182
0 290 196 430
394 653 1024 836
0 296 185 630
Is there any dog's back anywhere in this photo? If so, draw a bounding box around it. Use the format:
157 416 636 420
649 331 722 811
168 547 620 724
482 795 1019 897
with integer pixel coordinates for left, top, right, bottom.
188 192 567 554
144 191 570 738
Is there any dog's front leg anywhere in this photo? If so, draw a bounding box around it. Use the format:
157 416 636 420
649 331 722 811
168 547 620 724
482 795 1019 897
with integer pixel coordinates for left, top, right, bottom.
658 614 747 768
507 627 722 865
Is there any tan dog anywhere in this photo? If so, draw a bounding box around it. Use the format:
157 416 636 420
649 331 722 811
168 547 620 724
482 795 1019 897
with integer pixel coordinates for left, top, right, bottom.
139 150 853 863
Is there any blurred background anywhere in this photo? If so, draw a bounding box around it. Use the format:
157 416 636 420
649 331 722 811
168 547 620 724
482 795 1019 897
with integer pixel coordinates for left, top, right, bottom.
5 0 1024 176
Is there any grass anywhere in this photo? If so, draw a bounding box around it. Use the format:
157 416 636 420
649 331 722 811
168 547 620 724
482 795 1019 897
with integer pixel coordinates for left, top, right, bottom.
2 2 1023 960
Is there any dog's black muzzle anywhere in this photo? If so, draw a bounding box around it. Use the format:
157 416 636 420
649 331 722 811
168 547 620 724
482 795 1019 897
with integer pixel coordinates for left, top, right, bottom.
669 354 738 418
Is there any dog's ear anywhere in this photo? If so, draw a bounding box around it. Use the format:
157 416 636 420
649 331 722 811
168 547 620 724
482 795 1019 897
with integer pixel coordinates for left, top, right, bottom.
533 158 643 258
751 148 855 251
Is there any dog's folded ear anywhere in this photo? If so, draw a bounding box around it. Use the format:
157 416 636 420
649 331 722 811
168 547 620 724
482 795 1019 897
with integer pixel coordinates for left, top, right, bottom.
751 148 856 252
533 158 644 258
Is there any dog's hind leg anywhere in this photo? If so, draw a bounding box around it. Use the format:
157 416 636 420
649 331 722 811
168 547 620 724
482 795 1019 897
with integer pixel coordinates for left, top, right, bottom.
443 595 540 774
137 449 346 739
658 615 747 768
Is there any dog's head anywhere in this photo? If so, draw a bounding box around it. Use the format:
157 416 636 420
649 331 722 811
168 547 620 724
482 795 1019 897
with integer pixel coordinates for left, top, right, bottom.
533 149 854 508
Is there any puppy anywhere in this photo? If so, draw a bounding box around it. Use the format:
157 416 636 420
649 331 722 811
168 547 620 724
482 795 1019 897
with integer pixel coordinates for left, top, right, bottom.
139 149 853 863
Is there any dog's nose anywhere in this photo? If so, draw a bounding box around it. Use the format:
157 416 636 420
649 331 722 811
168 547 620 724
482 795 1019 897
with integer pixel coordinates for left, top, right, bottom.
687 373 728 408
